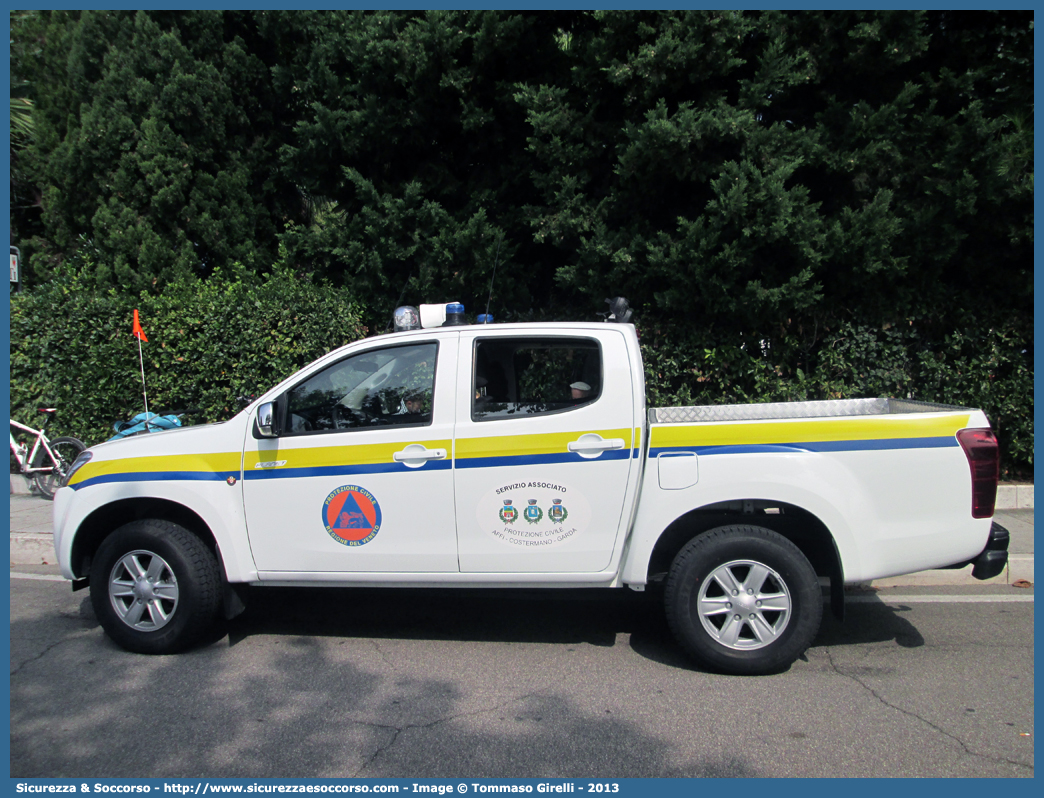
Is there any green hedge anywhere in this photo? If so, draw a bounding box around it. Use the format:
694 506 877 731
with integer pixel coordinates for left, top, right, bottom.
640 317 1033 478
11 270 1031 479
10 266 367 447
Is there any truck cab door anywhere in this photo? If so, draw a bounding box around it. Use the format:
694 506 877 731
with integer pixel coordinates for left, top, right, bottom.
243 334 459 575
453 328 638 573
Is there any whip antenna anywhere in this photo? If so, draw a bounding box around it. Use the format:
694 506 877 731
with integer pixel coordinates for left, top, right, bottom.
131 309 151 430
386 269 414 332
485 235 503 320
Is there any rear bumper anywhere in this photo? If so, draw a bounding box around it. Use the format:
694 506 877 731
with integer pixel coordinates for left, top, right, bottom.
971 522 1010 580
940 521 1009 579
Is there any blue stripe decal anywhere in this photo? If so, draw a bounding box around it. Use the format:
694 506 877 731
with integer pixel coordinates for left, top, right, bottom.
245 460 452 480
454 448 632 469
72 460 454 489
650 436 958 458
70 443 666 488
70 437 951 489
806 436 957 452
71 471 237 490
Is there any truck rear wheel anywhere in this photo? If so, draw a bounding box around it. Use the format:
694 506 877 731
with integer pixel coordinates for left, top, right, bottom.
90 519 222 654
665 525 822 675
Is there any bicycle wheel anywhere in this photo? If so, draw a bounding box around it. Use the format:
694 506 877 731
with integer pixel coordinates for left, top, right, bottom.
32 436 87 499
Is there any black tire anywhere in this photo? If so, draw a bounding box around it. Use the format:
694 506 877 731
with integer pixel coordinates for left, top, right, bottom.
664 525 822 675
90 520 223 654
31 436 86 499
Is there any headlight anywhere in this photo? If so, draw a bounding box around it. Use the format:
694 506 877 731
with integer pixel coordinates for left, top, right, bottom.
63 450 93 487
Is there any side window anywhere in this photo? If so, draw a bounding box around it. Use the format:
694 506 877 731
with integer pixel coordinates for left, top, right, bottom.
284 343 437 434
473 338 601 421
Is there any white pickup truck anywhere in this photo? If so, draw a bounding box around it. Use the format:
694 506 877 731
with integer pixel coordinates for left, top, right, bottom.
53 312 1007 674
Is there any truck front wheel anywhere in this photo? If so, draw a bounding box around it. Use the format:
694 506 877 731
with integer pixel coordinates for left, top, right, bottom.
665 525 822 675
90 520 222 654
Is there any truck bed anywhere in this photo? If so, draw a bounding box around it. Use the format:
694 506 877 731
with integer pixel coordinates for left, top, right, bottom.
651 398 967 424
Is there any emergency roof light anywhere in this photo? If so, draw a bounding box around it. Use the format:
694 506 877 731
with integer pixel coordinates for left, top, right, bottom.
393 305 421 332
604 297 632 323
420 302 466 329
444 302 466 325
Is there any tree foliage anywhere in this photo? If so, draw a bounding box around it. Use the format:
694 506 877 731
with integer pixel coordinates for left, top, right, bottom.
15 10 297 290
9 10 1033 472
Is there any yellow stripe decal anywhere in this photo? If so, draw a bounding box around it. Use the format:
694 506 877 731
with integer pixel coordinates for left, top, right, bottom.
455 429 633 459
454 429 633 468
244 440 452 471
70 452 241 488
650 413 971 453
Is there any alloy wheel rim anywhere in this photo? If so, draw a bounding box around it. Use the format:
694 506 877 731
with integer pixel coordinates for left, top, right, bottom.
696 559 792 650
108 550 180 631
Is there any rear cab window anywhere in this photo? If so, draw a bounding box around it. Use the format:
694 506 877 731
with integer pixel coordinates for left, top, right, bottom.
472 337 602 421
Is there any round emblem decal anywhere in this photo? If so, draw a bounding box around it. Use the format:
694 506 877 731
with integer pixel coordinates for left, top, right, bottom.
322 485 382 546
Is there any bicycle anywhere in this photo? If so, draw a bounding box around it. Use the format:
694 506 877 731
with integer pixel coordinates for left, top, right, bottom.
10 408 87 500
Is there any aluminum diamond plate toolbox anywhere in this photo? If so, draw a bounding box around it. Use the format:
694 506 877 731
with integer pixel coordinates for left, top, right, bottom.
649 398 963 425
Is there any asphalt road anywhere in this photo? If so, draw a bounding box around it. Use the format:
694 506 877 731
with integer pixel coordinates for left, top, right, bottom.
9 569 1034 779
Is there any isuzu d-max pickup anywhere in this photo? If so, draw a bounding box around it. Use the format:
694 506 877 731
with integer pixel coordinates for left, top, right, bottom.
53 313 1006 674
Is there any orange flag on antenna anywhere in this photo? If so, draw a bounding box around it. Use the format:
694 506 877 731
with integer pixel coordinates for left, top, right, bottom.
132 309 148 342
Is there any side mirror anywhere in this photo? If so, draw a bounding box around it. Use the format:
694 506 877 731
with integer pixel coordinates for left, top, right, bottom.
256 402 276 438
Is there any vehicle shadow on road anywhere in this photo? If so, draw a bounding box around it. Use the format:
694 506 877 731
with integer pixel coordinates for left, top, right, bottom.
627 591 926 670
14 592 761 778
225 586 659 649
223 585 926 671
811 593 926 649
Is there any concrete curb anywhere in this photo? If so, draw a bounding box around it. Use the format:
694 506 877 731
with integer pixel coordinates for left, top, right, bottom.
10 474 34 496
996 483 1034 509
9 535 1035 588
870 555 1034 588
11 533 57 566
10 477 1034 585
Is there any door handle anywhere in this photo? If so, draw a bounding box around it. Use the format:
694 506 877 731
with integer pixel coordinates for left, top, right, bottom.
567 436 625 454
393 445 447 463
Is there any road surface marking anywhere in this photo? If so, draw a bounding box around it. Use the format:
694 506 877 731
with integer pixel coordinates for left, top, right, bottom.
848 594 1033 603
9 572 66 582
8 572 1036 601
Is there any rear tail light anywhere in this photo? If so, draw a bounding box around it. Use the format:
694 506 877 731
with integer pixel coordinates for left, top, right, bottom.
956 428 999 518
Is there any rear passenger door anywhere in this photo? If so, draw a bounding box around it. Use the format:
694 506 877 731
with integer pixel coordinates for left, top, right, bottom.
453 329 637 573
